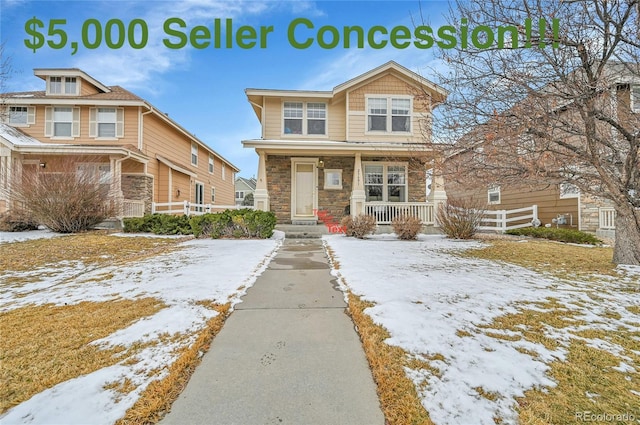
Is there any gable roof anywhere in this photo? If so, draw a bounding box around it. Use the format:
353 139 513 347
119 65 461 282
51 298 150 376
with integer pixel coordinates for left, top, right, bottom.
245 61 448 121
235 176 257 190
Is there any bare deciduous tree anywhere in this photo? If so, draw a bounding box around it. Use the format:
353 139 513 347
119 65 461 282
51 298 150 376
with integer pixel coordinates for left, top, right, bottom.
431 0 640 264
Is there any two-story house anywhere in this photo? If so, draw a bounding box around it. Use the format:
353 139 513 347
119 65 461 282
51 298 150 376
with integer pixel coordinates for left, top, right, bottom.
242 61 448 226
235 176 257 206
0 68 239 220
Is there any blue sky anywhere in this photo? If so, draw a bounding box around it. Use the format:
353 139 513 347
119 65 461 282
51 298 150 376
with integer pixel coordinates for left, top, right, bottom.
1 0 450 177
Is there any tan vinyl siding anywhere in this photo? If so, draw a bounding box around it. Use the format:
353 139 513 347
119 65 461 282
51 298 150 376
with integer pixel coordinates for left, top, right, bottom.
328 101 346 140
142 114 234 206
80 79 101 96
447 181 580 229
346 73 432 143
263 97 282 139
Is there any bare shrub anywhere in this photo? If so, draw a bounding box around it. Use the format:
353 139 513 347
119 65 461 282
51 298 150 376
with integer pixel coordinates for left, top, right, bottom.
342 214 376 239
0 209 39 232
9 157 114 233
436 198 486 240
391 215 423 240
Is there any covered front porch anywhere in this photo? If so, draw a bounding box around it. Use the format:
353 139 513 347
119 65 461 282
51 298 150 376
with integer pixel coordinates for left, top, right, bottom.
242 139 447 226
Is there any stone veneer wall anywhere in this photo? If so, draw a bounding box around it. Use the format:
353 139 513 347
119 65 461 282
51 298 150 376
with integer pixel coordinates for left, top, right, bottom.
318 157 354 222
266 155 428 224
580 193 615 233
266 156 292 223
122 174 154 214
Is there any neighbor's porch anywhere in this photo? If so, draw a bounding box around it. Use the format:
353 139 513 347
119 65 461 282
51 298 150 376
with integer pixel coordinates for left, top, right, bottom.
0 152 150 219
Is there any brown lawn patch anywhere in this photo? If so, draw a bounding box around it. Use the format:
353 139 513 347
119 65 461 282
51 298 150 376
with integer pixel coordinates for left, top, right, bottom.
0 232 186 273
461 239 618 280
347 294 434 425
115 303 231 425
0 298 166 413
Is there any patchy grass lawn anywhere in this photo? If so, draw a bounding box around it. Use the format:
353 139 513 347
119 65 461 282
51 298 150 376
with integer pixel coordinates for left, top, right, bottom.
462 239 639 424
0 232 280 424
0 298 165 413
326 235 639 425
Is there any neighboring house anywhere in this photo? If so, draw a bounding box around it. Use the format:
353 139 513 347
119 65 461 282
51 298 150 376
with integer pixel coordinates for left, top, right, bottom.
0 68 239 218
235 176 256 206
445 65 639 239
242 61 448 225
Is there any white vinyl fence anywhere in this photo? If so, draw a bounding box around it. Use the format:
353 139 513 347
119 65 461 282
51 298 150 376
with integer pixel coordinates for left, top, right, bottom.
478 205 539 232
152 200 253 216
364 202 435 225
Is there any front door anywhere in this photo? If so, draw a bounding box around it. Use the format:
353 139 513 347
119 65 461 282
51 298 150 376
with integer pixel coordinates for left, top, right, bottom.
292 160 317 219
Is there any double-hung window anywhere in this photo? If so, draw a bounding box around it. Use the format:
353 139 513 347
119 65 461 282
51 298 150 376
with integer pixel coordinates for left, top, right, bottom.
191 143 198 166
208 155 214 174
8 106 35 125
45 106 80 138
488 185 501 205
632 84 640 113
76 163 111 186
48 76 78 95
283 102 327 135
89 107 124 138
367 96 411 133
364 163 407 202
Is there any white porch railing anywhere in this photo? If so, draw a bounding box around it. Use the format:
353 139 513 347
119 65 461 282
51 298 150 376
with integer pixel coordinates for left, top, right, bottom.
478 205 538 232
152 200 254 216
599 207 616 230
122 199 145 218
364 202 435 225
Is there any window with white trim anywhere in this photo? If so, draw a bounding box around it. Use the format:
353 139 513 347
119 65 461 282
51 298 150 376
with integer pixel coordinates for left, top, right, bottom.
76 163 111 185
191 143 198 166
48 76 78 95
324 169 342 190
559 182 580 199
632 84 640 113
211 187 216 203
89 107 123 138
45 106 80 138
236 191 245 200
222 164 226 180
367 96 411 133
283 101 327 135
488 185 501 205
364 163 407 202
7 106 35 125
208 155 214 174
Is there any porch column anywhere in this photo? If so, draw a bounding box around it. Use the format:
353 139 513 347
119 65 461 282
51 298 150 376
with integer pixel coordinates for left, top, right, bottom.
109 156 124 217
350 152 366 216
253 151 270 211
428 164 447 227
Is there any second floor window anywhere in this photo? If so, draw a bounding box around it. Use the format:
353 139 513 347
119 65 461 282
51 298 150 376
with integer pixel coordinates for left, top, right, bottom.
45 106 80 138
191 143 198 166
49 76 77 95
89 107 124 138
283 102 327 135
367 97 411 133
8 106 35 125
209 155 214 173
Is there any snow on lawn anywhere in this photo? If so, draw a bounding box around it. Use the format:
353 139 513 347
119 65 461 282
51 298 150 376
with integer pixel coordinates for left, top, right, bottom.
0 235 282 425
324 234 639 425
0 228 62 244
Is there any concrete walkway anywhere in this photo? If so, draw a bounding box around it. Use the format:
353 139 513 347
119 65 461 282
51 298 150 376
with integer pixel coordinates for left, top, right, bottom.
161 239 385 425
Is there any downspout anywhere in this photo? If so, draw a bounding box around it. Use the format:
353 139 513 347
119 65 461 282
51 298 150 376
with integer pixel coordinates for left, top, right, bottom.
138 105 154 151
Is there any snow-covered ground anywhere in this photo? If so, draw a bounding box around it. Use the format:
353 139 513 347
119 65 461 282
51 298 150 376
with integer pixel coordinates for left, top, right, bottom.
2 230 637 425
1 234 283 425
0 228 62 244
324 234 640 425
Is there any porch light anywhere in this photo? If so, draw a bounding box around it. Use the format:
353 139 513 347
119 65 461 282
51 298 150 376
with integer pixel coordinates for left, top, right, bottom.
176 188 181 197
318 160 324 169
39 162 46 168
